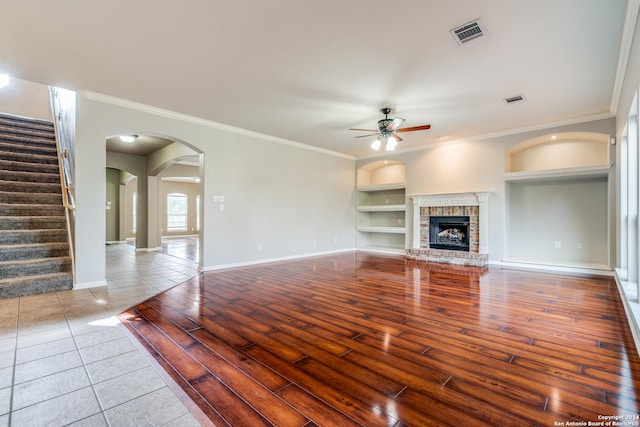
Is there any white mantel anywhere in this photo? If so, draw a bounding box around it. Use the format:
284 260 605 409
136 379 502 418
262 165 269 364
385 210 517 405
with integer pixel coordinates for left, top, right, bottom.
409 192 490 254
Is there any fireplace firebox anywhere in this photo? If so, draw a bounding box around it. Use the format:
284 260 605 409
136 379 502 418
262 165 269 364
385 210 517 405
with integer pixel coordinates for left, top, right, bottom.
429 216 470 251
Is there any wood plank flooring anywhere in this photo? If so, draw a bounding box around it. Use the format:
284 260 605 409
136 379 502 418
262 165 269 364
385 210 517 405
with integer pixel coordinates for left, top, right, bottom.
118 252 640 426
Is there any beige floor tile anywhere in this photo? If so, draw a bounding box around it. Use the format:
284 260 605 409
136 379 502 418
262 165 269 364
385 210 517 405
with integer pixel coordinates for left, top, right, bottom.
85 349 149 384
0 366 12 389
66 413 109 427
103 387 190 427
14 350 83 384
0 350 14 370
0 386 10 416
15 337 77 364
10 386 101 427
78 336 137 364
93 366 166 410
12 366 91 410
73 324 126 349
15 325 71 349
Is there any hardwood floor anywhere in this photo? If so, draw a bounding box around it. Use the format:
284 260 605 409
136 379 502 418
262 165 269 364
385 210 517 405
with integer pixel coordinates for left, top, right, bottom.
118 252 640 426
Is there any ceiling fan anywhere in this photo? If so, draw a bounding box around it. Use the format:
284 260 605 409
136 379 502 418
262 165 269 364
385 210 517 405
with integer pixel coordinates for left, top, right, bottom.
349 107 431 151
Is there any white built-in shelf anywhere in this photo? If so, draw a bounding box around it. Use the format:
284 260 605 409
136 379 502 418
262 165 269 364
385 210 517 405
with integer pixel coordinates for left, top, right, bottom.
357 204 406 212
503 165 611 182
356 183 406 192
357 226 407 234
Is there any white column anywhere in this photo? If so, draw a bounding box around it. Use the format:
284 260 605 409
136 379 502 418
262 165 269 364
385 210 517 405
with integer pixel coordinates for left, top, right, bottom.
412 198 421 249
477 192 490 254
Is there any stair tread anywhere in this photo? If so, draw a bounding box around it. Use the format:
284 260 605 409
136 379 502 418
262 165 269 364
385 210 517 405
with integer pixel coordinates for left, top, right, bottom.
0 242 69 249
0 256 71 265
0 272 72 286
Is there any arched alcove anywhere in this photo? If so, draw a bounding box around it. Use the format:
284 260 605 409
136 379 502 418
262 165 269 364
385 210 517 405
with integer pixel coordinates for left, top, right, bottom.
357 160 406 187
505 131 610 173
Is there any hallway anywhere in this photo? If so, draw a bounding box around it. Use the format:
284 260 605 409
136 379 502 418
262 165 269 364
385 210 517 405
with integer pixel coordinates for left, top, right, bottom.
0 243 204 426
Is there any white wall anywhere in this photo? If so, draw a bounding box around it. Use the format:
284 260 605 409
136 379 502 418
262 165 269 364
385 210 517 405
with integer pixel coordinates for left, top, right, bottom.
506 178 608 267
74 93 356 287
0 77 51 121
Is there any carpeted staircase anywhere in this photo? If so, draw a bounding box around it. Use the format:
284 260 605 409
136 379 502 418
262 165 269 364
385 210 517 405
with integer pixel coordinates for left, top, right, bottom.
0 113 73 298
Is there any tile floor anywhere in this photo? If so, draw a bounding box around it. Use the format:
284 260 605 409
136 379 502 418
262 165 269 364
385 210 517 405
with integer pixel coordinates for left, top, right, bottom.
0 243 205 427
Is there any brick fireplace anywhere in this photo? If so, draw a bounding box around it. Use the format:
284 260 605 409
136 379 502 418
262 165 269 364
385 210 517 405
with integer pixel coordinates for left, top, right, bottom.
406 192 490 266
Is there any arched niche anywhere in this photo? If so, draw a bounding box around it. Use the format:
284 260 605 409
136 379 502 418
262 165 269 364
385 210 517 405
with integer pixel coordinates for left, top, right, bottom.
505 132 610 173
357 160 406 187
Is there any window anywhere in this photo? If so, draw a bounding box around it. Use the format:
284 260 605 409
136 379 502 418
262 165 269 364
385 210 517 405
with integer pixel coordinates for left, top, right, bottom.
167 193 188 232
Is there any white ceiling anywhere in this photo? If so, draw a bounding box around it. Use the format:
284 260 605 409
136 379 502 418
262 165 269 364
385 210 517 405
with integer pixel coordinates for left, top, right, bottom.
0 1 631 158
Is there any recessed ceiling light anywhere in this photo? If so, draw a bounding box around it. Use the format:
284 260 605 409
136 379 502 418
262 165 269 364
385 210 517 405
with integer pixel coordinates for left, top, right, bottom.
119 135 138 143
0 74 10 89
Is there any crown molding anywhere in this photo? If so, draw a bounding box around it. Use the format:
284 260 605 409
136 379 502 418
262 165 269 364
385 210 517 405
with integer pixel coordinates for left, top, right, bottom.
81 91 355 161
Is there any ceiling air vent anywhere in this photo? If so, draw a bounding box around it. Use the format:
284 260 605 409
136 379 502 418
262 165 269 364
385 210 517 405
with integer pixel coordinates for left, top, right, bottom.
450 19 485 45
504 95 525 104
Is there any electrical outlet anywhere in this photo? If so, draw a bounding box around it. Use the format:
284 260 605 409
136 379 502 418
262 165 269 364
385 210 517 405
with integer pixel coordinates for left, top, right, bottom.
554 241 561 249
577 243 583 249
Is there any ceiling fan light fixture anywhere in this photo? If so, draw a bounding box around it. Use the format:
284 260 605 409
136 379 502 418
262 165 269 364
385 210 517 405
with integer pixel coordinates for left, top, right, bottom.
386 136 398 151
371 138 382 151
0 74 9 89
390 118 404 129
120 134 138 143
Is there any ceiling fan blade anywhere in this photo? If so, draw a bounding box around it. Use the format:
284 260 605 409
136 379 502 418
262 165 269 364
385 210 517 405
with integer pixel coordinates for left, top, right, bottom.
391 132 403 142
348 128 378 132
397 124 431 133
354 133 380 138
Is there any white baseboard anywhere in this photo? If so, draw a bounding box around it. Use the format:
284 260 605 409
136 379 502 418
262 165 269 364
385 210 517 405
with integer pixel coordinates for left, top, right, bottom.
200 248 356 271
74 279 108 289
490 259 613 277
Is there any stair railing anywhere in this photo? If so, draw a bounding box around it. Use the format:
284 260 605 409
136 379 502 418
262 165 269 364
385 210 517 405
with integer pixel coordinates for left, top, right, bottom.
49 87 76 281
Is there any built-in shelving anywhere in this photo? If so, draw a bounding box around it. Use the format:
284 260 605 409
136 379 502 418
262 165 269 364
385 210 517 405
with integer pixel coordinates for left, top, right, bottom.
356 161 407 253
503 164 611 182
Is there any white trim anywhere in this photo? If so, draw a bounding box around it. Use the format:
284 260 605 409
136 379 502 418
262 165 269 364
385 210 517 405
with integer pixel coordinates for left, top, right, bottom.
82 91 355 160
610 0 640 115
135 247 162 252
614 268 640 356
490 259 613 276
74 279 108 289
200 248 356 271
357 112 615 160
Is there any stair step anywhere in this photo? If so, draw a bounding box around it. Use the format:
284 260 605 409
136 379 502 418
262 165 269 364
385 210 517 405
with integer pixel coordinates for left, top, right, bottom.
0 133 56 148
0 242 69 262
0 114 54 132
0 123 57 140
0 272 73 299
0 216 66 230
0 169 60 184
0 180 62 194
0 256 71 280
0 191 62 205
0 203 65 216
0 159 59 174
0 229 68 245
0 149 58 165
0 140 57 156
